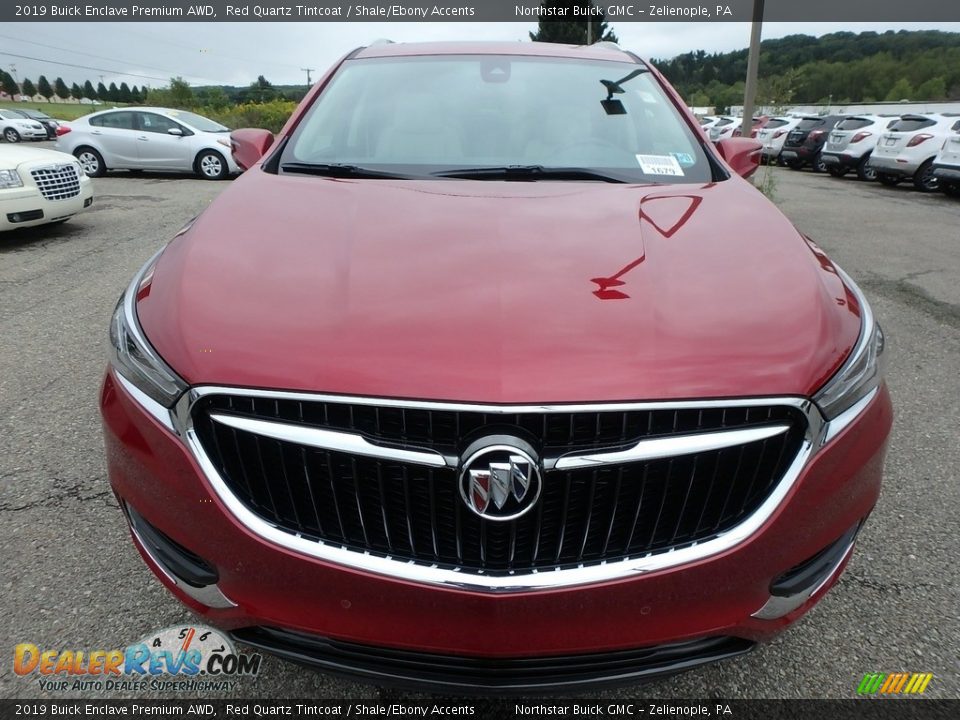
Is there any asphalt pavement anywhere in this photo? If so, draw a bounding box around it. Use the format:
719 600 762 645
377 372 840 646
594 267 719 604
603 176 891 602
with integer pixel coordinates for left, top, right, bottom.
1 155 958 701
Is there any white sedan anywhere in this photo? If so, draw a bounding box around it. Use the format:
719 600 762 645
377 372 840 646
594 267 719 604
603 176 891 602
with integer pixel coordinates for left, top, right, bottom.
0 145 93 231
1 109 48 143
55 107 239 180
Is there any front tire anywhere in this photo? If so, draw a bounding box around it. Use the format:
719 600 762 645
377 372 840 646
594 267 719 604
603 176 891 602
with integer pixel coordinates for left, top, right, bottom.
942 182 960 198
811 152 827 174
74 147 106 178
877 173 901 187
196 150 229 180
913 159 939 193
786 159 803 170
3 127 21 143
827 165 846 178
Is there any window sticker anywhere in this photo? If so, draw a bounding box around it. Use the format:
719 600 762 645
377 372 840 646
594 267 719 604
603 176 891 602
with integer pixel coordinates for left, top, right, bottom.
636 154 685 176
672 152 696 167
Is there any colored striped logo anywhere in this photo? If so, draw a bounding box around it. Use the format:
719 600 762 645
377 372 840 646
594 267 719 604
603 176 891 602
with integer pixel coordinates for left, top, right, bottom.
858 672 933 695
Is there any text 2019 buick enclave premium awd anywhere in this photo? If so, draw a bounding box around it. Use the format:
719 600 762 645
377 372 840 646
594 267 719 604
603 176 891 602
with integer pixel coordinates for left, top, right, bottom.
100 41 891 692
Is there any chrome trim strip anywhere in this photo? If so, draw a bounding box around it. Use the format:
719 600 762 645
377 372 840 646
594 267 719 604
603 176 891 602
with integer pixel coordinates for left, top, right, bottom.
176 389 824 592
554 424 790 470
128 516 237 609
820 387 878 446
751 533 858 620
178 386 819 421
209 413 448 468
115 371 175 433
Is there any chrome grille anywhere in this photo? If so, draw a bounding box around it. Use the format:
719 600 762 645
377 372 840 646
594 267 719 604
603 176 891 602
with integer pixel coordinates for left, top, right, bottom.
192 395 807 576
30 164 81 201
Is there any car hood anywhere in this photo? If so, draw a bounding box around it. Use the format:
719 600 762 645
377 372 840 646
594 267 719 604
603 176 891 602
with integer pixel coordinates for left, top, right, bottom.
1 145 77 168
137 171 861 403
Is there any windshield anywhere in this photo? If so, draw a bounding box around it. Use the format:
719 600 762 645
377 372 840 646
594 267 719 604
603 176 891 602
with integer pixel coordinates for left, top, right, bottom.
284 55 715 183
166 109 229 132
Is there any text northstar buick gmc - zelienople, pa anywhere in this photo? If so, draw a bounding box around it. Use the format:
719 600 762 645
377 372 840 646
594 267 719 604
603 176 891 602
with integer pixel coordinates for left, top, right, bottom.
100 41 892 692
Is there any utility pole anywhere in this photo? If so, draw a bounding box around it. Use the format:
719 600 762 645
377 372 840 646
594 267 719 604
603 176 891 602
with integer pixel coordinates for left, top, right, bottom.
740 0 764 138
586 20 593 45
301 68 315 85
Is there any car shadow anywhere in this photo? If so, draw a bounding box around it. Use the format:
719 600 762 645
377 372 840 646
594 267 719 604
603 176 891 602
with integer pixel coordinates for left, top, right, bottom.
99 170 235 183
0 219 87 252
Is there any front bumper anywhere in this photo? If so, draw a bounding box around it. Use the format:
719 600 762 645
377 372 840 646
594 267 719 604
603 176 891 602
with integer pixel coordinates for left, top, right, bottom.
0 183 93 231
101 370 892 689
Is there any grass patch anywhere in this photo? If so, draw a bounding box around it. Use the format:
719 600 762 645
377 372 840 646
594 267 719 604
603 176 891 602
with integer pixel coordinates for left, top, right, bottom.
0 100 130 121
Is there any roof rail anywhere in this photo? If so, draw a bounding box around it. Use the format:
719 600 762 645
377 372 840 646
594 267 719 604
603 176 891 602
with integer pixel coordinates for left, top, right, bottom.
368 38 394 46
591 41 623 51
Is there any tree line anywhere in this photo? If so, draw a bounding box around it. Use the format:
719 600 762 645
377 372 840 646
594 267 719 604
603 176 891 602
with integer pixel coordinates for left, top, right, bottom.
653 30 960 111
0 69 148 104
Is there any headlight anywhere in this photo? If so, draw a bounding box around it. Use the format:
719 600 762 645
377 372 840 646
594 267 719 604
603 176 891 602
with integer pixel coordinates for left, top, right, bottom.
0 169 23 189
109 250 188 407
813 267 886 420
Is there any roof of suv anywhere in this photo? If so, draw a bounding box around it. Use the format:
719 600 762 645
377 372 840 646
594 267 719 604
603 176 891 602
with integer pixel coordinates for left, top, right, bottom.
353 40 636 64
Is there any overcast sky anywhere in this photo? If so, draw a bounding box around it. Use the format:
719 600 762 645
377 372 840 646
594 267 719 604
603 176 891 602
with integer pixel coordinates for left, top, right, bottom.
3 22 959 89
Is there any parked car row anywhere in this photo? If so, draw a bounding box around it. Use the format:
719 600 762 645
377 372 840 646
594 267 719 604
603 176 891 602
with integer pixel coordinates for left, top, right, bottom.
701 112 960 197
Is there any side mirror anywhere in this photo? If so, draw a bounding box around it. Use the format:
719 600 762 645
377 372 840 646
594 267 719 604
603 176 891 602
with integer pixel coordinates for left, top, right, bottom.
715 137 762 179
230 128 275 171
167 127 184 137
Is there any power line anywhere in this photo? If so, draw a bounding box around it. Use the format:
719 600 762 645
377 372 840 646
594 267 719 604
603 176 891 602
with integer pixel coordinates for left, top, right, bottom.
0 50 176 83
301 67 316 84
0 33 227 85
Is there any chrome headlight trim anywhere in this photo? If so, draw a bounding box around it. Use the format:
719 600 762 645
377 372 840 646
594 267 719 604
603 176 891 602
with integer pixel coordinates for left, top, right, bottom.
109 249 188 409
814 265 886 421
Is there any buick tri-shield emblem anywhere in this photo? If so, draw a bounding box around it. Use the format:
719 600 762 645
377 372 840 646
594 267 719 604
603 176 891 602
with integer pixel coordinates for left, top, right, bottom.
459 442 542 521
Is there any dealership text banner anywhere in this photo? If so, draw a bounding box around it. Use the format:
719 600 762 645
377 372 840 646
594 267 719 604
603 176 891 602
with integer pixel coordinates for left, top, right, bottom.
6 0 960 22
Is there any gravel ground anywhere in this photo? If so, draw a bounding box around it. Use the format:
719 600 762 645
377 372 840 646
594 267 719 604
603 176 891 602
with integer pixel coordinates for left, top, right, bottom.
1 156 958 701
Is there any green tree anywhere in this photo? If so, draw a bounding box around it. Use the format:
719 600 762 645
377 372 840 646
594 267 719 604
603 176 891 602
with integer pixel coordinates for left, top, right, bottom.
687 90 712 108
37 75 54 102
108 82 120 102
83 80 97 101
119 82 132 103
529 1 618 45
246 75 278 103
196 86 230 110
168 76 195 108
54 77 71 102
915 76 946 100
21 78 36 98
70 82 83 100
130 85 141 103
96 82 109 101
0 70 18 98
885 78 913 101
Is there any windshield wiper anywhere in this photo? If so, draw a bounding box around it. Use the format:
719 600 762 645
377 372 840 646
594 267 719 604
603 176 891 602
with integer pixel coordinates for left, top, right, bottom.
280 162 419 180
432 165 629 183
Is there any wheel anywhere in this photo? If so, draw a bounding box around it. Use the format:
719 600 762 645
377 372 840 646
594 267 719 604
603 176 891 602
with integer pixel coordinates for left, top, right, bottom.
856 155 877 182
196 150 229 180
912 159 939 193
811 153 827 173
876 173 900 186
786 160 803 170
3 127 21 143
74 147 106 178
942 182 960 198
827 165 846 178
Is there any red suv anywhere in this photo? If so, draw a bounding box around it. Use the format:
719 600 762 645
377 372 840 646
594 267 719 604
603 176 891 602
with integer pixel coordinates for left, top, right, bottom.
101 42 891 692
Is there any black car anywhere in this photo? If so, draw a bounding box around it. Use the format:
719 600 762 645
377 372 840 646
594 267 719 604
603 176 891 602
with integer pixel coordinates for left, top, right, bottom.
781 115 847 173
13 109 59 139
